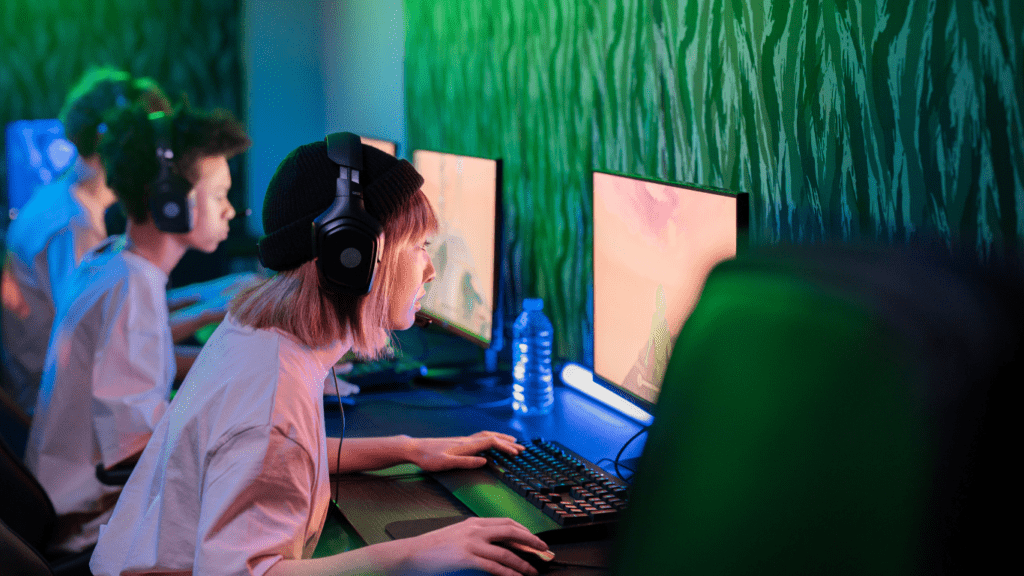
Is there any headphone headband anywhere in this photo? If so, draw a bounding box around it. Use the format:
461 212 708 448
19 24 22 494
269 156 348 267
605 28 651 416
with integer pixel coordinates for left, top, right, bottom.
326 132 363 176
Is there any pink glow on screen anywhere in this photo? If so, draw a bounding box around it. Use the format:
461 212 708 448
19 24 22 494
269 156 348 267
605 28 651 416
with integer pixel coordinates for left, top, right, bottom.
413 150 497 345
593 172 739 405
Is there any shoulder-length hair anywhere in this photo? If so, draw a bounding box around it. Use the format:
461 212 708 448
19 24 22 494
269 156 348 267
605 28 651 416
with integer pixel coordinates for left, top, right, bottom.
230 189 438 357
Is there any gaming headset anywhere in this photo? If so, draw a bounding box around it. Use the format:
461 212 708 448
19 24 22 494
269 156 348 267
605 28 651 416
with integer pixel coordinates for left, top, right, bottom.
146 111 193 233
312 132 384 295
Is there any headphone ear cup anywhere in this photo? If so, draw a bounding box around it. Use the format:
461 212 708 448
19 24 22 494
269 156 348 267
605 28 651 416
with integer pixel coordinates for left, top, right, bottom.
313 210 383 295
147 112 193 233
148 171 193 233
313 131 384 295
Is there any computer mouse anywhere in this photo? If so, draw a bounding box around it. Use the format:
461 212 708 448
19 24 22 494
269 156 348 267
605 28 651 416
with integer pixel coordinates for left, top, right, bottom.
500 540 555 572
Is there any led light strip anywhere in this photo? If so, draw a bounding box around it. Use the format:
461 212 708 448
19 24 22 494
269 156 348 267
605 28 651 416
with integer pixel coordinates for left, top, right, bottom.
559 363 654 426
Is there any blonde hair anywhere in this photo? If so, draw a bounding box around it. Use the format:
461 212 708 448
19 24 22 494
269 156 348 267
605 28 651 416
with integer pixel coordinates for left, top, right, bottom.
231 189 438 357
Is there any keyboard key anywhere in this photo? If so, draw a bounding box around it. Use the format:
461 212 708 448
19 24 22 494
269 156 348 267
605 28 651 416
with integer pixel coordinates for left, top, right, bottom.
480 438 631 538
587 508 619 521
561 513 591 526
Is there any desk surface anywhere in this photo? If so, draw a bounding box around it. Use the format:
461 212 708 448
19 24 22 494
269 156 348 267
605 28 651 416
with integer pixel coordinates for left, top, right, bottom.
323 379 646 575
329 381 646 468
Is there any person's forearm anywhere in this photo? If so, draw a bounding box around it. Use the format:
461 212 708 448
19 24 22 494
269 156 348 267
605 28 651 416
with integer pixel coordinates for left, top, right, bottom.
165 277 224 309
167 273 259 312
327 436 416 474
264 535 401 576
170 304 223 343
166 288 201 312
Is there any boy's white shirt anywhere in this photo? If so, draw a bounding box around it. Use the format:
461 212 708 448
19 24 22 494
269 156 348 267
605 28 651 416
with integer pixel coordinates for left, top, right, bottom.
24 236 175 552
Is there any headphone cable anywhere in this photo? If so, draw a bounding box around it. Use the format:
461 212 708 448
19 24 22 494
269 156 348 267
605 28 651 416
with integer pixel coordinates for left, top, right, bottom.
332 365 345 504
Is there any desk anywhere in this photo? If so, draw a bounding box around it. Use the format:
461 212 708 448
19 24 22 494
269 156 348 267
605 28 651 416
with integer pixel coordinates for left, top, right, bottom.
323 379 647 575
330 381 646 464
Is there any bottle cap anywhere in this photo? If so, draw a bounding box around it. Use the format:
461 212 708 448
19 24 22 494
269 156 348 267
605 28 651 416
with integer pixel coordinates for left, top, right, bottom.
523 298 544 311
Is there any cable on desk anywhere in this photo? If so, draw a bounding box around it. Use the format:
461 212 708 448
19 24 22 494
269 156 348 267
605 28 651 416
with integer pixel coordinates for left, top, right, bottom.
613 426 648 483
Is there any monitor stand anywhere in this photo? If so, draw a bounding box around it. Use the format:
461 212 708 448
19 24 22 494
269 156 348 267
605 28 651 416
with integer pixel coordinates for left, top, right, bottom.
484 348 499 373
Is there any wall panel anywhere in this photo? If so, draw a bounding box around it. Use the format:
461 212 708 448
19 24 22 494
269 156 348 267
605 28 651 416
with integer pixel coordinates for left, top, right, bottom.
406 0 1022 362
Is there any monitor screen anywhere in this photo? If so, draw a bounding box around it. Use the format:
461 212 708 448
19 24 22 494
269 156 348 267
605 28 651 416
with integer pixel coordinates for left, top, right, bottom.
360 136 397 157
592 171 748 412
413 150 503 349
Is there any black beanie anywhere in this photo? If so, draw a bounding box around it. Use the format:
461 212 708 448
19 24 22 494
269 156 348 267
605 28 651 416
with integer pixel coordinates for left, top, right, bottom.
258 140 425 271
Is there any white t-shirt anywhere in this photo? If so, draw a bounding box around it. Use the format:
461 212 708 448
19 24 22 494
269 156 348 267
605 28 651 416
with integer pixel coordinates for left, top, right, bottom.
24 235 175 552
2 179 106 413
90 315 344 576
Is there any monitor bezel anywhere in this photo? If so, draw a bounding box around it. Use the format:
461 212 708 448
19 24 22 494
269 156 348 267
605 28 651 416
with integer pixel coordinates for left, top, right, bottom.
359 136 399 157
413 149 504 353
590 169 750 414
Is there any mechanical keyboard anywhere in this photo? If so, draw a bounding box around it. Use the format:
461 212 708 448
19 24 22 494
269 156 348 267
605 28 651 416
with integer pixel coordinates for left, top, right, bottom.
430 438 630 543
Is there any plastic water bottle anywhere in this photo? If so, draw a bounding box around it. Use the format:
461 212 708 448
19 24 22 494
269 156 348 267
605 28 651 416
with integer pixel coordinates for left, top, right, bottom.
512 298 554 415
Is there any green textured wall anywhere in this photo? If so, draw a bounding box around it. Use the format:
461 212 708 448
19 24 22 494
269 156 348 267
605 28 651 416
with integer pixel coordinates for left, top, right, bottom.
405 0 1024 362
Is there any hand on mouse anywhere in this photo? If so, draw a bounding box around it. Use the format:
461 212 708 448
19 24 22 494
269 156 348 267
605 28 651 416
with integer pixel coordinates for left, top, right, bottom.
501 540 555 565
407 431 525 472
379 516 548 576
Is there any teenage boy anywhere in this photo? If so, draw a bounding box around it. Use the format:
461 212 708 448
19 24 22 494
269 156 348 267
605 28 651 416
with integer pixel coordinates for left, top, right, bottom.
24 103 250 553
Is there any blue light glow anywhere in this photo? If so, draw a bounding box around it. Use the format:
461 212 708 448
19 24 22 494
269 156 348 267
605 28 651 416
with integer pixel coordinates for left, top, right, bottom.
560 363 654 425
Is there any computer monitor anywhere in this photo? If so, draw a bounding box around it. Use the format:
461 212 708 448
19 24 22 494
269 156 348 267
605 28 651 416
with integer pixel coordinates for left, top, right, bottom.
360 136 397 157
412 150 503 356
592 171 748 413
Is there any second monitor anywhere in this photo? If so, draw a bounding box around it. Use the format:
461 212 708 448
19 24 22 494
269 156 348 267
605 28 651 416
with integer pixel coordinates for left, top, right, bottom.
592 171 749 413
412 150 504 360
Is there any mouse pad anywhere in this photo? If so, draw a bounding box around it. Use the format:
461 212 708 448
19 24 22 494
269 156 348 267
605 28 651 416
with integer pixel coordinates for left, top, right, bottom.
387 515 615 575
332 471 472 545
385 514 471 539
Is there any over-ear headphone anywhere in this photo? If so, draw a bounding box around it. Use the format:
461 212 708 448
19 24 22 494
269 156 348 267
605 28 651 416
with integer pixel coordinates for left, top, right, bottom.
312 132 384 295
146 111 193 233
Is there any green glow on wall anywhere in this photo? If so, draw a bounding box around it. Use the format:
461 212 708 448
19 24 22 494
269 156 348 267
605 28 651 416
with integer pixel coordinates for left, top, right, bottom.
405 0 1023 363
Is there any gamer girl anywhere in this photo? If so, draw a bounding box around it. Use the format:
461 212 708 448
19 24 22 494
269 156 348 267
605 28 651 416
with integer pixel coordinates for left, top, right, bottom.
89 135 549 576
23 103 250 554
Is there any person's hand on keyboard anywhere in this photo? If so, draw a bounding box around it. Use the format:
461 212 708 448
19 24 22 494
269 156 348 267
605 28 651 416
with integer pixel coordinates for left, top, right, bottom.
407 431 525 472
379 516 547 576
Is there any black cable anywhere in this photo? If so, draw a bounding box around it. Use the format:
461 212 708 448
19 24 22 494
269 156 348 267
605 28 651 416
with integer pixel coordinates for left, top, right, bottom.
332 365 345 504
613 426 648 483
